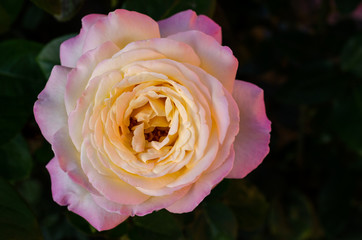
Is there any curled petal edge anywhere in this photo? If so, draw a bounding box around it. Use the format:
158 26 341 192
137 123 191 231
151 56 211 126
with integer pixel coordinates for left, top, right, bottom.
46 158 129 231
227 80 271 179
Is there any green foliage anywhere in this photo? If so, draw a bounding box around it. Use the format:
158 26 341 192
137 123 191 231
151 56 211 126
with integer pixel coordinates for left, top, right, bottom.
341 34 362 77
0 39 44 144
37 34 76 78
122 0 216 20
225 181 269 232
0 0 24 33
269 190 319 240
0 134 33 181
30 0 84 21
0 178 43 240
204 201 238 240
330 83 362 154
132 210 182 239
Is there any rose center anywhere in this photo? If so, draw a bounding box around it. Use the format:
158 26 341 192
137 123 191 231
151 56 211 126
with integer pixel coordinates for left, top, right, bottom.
128 117 170 143
144 127 170 142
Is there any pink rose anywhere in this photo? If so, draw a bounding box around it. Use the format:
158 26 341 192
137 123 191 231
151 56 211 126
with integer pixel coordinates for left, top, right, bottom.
34 9 271 231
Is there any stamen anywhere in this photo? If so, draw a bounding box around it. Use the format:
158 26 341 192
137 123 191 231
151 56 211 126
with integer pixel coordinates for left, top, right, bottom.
145 127 170 142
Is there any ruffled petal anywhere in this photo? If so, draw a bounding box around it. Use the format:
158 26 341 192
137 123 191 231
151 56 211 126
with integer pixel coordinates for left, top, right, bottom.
34 66 70 143
227 80 271 179
166 148 235 213
92 185 191 217
46 158 129 231
158 10 222 44
80 138 150 205
167 30 238 93
116 38 201 66
52 126 99 195
60 14 106 68
65 41 120 115
82 9 160 54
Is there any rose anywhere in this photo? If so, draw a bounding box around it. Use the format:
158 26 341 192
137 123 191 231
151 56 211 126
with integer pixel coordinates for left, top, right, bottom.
34 9 271 231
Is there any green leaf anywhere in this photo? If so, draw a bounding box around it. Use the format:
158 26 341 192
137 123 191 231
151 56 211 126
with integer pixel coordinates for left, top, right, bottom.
122 0 216 20
225 181 269 232
0 0 24 33
0 178 43 240
269 191 319 240
133 210 182 237
341 35 362 77
203 201 238 240
30 0 84 21
0 134 33 181
185 211 212 240
21 3 45 31
335 0 361 14
0 39 44 145
17 179 43 208
37 34 76 78
330 83 362 154
103 221 128 238
33 141 53 165
31 0 61 15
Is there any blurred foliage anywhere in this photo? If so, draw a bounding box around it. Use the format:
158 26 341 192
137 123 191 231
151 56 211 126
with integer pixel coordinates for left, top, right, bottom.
1 0 362 239
30 0 85 21
122 0 216 19
37 34 75 78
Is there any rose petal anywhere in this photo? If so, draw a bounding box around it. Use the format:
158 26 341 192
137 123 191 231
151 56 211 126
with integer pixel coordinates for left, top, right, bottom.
34 66 70 143
82 9 160 54
60 14 106 68
115 38 201 66
65 41 120 115
186 64 236 143
205 86 240 173
52 126 99 195
227 80 271 179
68 69 122 150
46 158 128 231
167 30 238 93
158 10 222 44
81 138 150 205
92 184 191 217
167 148 235 213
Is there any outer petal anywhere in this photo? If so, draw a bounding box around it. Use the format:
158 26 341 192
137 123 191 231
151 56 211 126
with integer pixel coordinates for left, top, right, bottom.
167 148 235 213
227 80 271 179
81 138 150 205
82 9 160 54
46 158 128 231
92 185 191 217
65 41 120 115
60 14 106 68
52 126 98 195
34 66 71 143
158 10 222 44
115 38 201 66
167 30 238 93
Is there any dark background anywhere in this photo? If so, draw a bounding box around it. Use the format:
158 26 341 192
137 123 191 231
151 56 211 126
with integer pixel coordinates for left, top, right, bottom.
1 0 362 239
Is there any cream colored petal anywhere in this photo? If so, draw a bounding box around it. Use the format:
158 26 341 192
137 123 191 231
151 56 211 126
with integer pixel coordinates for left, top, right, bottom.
168 30 238 93
65 41 120 114
132 123 145 153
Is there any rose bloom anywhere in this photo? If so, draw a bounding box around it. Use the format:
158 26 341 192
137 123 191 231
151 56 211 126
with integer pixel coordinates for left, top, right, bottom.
34 9 271 231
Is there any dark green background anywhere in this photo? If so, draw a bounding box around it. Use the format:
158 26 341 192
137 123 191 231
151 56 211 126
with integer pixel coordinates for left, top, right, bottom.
1 0 362 239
